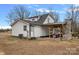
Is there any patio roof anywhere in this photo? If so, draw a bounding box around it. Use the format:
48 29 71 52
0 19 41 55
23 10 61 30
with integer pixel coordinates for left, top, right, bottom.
40 23 66 28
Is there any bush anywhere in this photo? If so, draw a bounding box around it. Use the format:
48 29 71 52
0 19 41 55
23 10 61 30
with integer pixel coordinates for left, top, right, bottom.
72 32 78 37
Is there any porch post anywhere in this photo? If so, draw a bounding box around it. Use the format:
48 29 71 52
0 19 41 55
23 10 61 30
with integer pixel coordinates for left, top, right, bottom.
60 25 63 40
48 27 51 38
52 27 53 38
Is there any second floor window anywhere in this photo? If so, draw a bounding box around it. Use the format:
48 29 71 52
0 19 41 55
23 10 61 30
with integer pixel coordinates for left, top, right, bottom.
23 25 27 31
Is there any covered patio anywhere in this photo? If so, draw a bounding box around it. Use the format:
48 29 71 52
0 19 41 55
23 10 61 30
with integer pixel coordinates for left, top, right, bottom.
41 23 66 40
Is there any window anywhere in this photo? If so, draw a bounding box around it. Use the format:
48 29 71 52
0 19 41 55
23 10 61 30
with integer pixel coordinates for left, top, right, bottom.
23 25 27 31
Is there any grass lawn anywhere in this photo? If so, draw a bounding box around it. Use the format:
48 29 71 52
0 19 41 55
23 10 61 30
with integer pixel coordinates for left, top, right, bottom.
0 31 79 55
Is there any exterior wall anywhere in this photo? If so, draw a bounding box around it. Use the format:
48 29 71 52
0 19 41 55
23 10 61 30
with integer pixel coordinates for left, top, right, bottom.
31 26 49 37
12 21 49 38
43 15 54 24
12 20 30 37
12 15 55 38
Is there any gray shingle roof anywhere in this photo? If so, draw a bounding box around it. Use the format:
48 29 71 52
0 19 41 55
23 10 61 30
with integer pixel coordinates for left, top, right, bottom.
11 13 55 26
30 13 54 25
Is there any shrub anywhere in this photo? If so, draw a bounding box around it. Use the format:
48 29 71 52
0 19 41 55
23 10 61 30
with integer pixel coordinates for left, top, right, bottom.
72 32 78 37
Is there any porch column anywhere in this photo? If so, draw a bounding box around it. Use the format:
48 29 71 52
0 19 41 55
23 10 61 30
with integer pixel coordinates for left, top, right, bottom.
48 27 51 38
52 27 53 38
60 25 63 40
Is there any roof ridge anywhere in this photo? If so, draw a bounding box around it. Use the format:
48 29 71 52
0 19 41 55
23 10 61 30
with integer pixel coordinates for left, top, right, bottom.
28 13 49 18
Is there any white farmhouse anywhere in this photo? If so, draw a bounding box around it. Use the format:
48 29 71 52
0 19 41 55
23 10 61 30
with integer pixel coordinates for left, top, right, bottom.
11 13 72 39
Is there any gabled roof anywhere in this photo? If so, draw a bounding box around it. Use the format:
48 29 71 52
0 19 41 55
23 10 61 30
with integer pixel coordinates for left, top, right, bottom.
30 13 54 25
11 20 32 26
28 15 39 19
11 13 54 26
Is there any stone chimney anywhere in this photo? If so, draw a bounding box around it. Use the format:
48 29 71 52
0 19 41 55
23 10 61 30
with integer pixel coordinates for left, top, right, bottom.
64 20 72 40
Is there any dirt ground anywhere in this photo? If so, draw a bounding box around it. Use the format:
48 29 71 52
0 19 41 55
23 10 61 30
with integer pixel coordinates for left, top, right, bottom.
0 31 79 55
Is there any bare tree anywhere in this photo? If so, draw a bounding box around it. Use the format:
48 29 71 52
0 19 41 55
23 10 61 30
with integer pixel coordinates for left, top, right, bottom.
52 12 59 23
48 8 59 22
7 5 30 24
65 4 79 32
35 9 42 16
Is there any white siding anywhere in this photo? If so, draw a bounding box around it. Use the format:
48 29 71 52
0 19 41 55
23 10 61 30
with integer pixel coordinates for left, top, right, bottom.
12 20 30 37
43 15 54 24
31 26 49 37
12 21 49 38
12 15 54 38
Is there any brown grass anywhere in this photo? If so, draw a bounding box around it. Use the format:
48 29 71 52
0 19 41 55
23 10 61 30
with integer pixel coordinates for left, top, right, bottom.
0 31 79 55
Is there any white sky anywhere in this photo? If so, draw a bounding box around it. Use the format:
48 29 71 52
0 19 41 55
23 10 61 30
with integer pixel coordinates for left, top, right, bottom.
0 26 11 29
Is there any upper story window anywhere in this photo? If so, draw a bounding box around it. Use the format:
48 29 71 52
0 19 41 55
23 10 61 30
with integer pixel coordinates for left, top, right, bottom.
23 25 27 31
32 18 38 21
